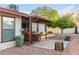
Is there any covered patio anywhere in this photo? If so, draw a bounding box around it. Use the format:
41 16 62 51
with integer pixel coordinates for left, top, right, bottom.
22 15 48 44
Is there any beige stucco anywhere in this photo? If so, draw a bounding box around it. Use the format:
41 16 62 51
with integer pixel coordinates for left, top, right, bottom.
0 16 1 42
15 16 22 36
51 28 75 34
0 41 16 50
0 12 22 50
63 28 75 34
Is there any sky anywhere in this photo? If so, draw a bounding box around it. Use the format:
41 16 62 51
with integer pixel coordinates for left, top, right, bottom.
18 4 79 15
1 4 79 15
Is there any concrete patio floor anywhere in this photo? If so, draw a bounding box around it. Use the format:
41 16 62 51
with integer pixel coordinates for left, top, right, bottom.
31 40 69 49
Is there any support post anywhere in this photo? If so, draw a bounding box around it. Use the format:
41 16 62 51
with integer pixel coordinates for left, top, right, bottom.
29 16 32 44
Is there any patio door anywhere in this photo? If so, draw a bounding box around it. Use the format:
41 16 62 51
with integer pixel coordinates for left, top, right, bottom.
2 16 15 42
22 20 29 32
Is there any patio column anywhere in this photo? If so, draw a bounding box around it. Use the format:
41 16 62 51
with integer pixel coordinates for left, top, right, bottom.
29 16 32 44
45 23 47 40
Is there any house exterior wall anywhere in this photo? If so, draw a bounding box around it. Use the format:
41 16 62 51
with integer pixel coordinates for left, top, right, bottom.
0 41 16 50
0 12 22 50
15 16 22 36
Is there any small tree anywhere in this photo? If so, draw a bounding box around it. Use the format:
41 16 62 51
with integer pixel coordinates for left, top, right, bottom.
54 14 75 34
31 6 52 19
56 18 74 34
48 20 58 29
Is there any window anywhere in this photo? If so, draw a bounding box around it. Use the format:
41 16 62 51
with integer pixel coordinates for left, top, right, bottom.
2 17 15 42
32 22 38 32
38 23 45 34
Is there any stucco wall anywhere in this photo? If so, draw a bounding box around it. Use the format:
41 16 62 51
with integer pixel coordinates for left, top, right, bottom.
52 28 61 34
0 41 16 50
63 28 75 34
52 28 75 34
15 16 22 36
77 28 79 33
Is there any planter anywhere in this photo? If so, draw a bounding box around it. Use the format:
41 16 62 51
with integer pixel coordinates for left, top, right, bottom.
16 35 24 47
55 41 64 51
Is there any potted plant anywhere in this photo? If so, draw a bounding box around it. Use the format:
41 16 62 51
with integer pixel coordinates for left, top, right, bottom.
16 35 24 47
55 41 64 51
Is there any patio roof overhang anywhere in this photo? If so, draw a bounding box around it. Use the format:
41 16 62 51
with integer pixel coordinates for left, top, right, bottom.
0 7 29 17
29 15 48 23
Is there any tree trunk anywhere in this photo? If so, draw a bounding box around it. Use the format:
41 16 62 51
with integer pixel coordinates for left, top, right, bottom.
75 26 78 34
60 29 63 38
61 29 63 34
